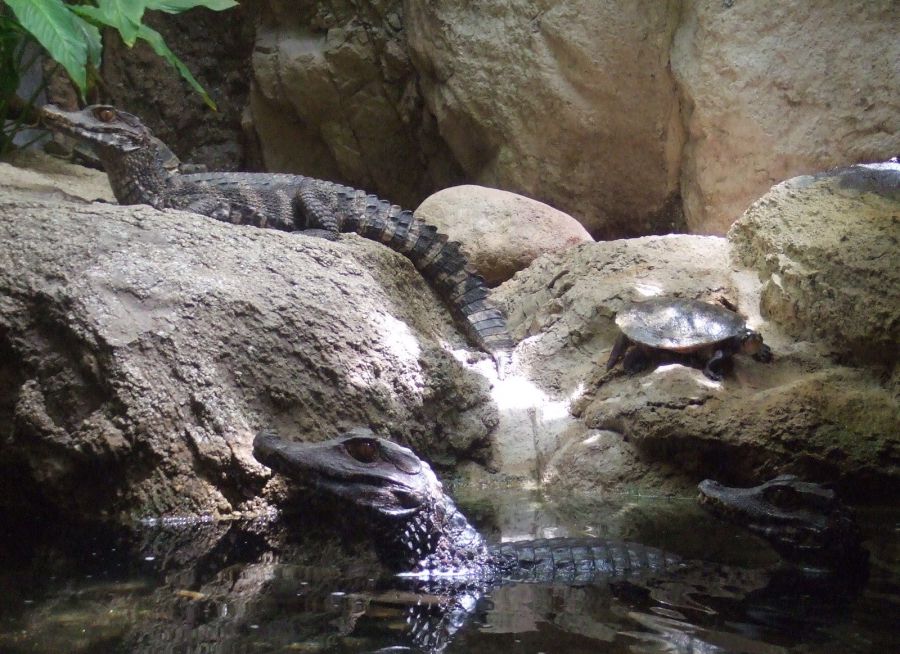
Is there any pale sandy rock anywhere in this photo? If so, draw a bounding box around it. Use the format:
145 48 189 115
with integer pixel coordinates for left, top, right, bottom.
486 235 737 486
405 0 684 237
247 0 463 208
493 228 898 499
495 235 737 397
415 185 594 286
0 159 497 521
671 0 900 233
728 164 900 369
1 152 114 203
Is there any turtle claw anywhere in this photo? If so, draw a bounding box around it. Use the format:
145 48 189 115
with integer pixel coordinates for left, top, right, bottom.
702 368 724 382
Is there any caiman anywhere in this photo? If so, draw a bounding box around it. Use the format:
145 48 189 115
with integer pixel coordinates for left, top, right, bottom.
249 430 868 652
253 429 867 581
40 104 514 362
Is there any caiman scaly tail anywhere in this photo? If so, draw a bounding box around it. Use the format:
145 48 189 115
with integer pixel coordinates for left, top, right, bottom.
41 104 514 360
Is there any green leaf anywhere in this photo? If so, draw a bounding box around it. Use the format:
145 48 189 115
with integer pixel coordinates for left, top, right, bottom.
96 0 146 47
3 0 89 91
136 23 217 110
71 3 141 48
72 15 102 70
145 0 238 13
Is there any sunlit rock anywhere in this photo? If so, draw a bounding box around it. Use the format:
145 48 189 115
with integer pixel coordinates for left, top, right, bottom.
415 185 593 286
494 213 898 498
671 2 899 233
0 156 497 520
729 163 900 369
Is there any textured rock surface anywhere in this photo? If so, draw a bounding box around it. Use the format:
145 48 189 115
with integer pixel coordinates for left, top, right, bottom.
493 227 898 499
99 4 257 171
247 0 463 208
415 185 593 286
671 0 900 233
405 0 684 238
92 2 899 239
729 164 900 369
0 158 497 520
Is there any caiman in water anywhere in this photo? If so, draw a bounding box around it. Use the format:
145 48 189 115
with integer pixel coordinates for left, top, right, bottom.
251 429 868 651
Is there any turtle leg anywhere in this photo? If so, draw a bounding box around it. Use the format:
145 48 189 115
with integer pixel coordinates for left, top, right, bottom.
622 346 651 375
703 350 727 381
606 333 631 371
752 343 773 363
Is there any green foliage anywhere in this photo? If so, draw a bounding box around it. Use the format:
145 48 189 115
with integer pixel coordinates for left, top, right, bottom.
0 6 49 155
1 0 237 110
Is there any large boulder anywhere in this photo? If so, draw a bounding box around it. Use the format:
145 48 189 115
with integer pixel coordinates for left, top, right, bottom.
493 199 898 498
247 0 463 208
405 0 684 238
240 1 898 239
729 164 900 369
671 1 900 233
0 155 497 521
415 185 594 286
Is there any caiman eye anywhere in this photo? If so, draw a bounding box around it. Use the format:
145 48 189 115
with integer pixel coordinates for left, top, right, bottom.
766 485 797 507
345 438 380 463
94 108 116 122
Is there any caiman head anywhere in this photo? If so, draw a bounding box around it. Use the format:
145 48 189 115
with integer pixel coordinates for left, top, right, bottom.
698 475 867 570
253 430 491 575
41 104 171 207
42 105 153 154
253 429 443 520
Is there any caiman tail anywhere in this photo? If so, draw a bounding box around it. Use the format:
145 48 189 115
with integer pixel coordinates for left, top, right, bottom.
294 179 515 358
193 173 516 359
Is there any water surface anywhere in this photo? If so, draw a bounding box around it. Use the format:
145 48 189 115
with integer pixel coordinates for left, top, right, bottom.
0 489 896 653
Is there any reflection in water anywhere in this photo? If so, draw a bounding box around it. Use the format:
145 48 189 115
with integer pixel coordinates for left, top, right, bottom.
0 493 896 654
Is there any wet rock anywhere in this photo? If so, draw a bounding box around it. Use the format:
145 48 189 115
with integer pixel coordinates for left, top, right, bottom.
415 185 594 286
0 157 497 521
729 164 900 369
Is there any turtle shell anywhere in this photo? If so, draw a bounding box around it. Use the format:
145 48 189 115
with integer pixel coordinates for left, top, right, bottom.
615 298 748 352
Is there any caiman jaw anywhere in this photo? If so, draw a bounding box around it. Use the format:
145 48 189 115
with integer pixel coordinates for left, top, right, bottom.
41 104 149 153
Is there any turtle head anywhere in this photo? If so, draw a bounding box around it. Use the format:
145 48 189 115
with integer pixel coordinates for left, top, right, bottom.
42 104 153 154
737 328 765 355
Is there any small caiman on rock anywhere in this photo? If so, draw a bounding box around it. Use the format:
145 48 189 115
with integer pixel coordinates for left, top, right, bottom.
41 104 514 360
253 429 868 582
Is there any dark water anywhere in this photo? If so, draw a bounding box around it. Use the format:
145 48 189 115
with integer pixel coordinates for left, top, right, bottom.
0 490 897 654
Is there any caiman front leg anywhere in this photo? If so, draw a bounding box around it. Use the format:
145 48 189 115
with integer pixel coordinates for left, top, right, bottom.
291 178 342 240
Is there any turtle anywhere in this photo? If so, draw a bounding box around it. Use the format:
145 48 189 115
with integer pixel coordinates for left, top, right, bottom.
605 298 773 381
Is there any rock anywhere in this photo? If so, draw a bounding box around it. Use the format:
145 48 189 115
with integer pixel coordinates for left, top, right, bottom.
247 0 463 208
540 429 688 496
1 151 114 203
496 235 736 395
493 226 898 499
415 185 594 286
98 4 256 171
729 164 900 369
0 157 498 521
487 235 736 487
671 1 900 233
405 0 684 238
